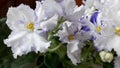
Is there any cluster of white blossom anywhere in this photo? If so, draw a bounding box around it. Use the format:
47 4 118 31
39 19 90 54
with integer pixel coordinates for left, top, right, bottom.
4 0 120 67
83 0 120 68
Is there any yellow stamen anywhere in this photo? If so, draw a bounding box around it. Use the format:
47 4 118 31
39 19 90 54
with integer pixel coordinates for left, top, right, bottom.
96 26 102 32
115 26 120 35
26 22 34 31
68 35 74 41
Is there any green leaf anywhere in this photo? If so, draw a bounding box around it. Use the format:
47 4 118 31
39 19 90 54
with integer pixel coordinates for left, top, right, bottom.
11 52 38 68
44 53 63 68
103 62 114 68
0 18 12 68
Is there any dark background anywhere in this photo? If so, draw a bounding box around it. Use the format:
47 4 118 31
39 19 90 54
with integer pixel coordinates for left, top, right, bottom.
0 0 82 18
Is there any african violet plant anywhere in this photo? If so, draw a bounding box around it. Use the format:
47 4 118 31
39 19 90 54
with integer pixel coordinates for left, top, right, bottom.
0 0 120 68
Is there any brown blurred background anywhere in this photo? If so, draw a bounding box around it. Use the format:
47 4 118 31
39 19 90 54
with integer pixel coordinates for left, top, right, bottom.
0 0 82 18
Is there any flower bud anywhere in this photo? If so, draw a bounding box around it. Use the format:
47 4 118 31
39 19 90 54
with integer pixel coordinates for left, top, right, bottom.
99 51 113 63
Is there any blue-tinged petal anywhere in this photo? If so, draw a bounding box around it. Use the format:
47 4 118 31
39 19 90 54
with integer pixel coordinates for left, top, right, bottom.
81 25 90 32
91 35 96 40
90 12 99 24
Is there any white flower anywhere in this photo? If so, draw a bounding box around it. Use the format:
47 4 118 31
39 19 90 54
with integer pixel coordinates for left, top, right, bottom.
99 51 113 63
4 1 58 58
83 0 120 57
41 0 85 23
40 0 91 65
56 21 91 65
84 11 116 51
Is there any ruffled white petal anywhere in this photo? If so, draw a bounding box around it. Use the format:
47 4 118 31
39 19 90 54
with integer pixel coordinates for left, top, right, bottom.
42 0 63 18
67 5 85 23
33 32 51 53
5 31 50 58
67 40 82 65
56 23 69 43
39 14 58 30
105 35 120 56
4 31 28 47
83 0 95 8
35 1 47 23
5 32 33 58
6 4 36 31
60 0 76 15
56 21 77 43
62 21 78 34
12 33 34 58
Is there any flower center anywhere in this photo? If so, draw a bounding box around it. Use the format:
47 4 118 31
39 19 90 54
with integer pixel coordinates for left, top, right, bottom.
115 26 120 35
68 35 74 41
26 22 34 31
96 26 102 32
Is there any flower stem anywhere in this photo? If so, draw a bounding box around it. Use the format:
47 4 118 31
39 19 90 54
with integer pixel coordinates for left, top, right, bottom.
48 43 63 52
